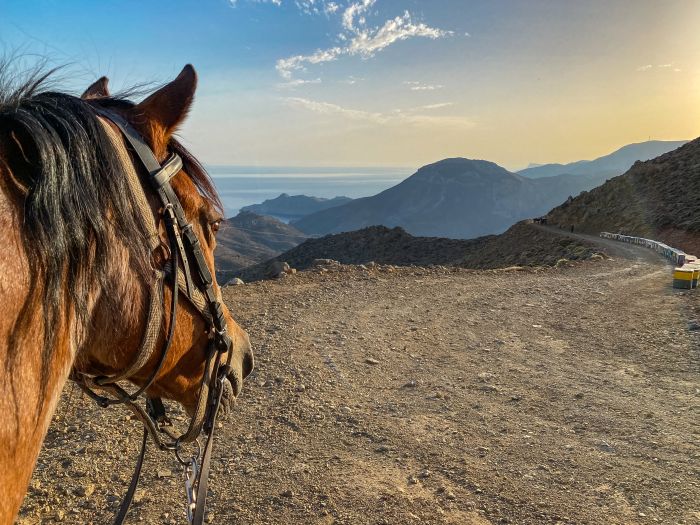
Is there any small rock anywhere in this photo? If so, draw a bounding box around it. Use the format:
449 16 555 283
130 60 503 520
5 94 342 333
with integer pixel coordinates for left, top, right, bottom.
365 358 380 365
418 469 431 479
313 259 340 266
477 372 494 383
226 277 244 286
294 384 306 392
73 484 95 497
157 469 172 479
265 261 290 279
281 489 294 498
597 441 615 453
402 380 418 388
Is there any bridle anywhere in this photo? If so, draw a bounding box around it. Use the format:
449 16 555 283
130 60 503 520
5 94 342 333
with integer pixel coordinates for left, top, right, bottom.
70 108 235 525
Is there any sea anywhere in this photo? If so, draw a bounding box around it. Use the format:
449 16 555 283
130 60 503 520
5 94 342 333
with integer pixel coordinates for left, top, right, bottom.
207 166 413 218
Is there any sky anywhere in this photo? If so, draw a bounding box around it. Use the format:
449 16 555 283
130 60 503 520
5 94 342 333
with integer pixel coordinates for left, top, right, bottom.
0 0 698 170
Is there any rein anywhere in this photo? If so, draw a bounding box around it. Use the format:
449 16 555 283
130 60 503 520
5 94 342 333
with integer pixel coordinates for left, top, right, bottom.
70 108 233 525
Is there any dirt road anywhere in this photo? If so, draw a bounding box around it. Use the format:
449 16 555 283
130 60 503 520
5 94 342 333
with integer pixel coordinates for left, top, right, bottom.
19 245 700 524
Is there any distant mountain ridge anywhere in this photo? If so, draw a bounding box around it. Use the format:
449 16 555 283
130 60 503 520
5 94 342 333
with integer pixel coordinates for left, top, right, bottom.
214 211 308 282
241 193 352 222
518 140 687 179
292 141 690 240
292 157 615 239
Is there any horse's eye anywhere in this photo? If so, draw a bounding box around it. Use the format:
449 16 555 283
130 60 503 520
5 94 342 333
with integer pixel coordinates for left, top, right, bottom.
210 220 221 233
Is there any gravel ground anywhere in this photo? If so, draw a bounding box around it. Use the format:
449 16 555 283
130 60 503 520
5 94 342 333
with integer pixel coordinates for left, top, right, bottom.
18 245 700 524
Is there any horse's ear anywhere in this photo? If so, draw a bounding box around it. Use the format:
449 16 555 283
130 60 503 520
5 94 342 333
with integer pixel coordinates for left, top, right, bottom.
81 76 110 99
134 65 197 135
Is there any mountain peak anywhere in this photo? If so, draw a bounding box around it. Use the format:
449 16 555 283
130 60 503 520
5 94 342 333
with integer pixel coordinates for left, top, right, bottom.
411 157 522 184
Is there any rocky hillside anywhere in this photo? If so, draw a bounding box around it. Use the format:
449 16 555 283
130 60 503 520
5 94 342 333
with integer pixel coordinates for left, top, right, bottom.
241 193 352 222
237 222 601 281
215 211 307 282
292 158 612 239
547 137 700 254
518 140 687 179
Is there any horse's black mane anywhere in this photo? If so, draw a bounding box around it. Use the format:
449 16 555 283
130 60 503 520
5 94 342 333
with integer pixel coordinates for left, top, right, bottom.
0 65 220 389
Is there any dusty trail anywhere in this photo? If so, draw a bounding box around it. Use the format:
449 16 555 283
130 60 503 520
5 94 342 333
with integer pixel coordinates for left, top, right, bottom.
533 224 666 265
19 251 700 524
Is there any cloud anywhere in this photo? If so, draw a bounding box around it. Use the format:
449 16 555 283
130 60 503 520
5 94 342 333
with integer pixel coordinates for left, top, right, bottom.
342 0 375 31
415 102 453 110
229 0 282 6
276 10 452 81
286 96 386 122
637 62 681 72
347 11 452 58
404 81 444 91
231 0 344 12
276 47 342 79
324 1 339 15
340 75 362 84
285 96 473 129
278 78 322 88
410 84 444 91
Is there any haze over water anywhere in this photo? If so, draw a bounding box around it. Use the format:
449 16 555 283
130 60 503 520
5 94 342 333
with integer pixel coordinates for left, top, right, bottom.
209 166 412 218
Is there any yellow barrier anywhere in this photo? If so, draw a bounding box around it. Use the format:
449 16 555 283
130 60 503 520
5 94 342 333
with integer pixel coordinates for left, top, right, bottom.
673 268 695 289
683 263 700 288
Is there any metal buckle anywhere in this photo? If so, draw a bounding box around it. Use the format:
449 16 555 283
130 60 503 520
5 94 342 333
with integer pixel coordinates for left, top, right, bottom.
182 458 199 524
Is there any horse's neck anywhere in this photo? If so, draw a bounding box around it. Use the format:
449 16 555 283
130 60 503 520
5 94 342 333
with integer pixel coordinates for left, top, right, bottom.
0 180 77 523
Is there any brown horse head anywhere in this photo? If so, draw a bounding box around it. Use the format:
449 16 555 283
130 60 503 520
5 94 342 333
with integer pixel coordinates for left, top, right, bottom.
77 66 254 414
0 64 252 522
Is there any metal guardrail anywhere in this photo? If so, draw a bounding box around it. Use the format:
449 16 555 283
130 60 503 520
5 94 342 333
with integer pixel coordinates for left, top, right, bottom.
600 232 700 289
600 232 686 266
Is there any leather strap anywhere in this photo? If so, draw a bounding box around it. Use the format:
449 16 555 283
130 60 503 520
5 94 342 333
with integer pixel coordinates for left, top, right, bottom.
113 429 148 525
82 107 236 525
